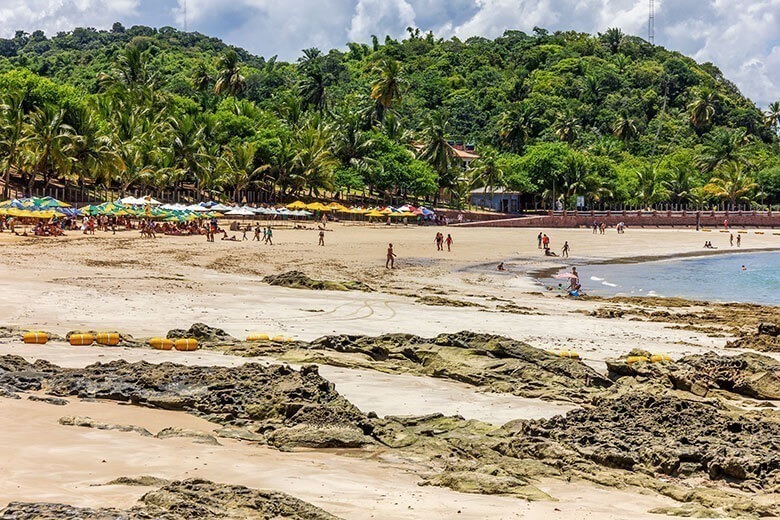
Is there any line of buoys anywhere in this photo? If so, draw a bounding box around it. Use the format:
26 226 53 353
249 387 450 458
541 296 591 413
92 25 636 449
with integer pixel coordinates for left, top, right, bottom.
22 332 48 344
149 337 174 350
557 351 580 359
626 355 649 364
95 332 121 346
174 338 198 351
69 333 94 346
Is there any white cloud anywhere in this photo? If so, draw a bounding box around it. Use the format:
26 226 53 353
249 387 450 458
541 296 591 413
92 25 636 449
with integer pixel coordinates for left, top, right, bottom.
0 0 778 106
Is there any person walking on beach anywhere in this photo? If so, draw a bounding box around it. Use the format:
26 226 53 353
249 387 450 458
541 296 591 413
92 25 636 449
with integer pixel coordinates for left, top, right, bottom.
561 241 570 258
542 234 550 250
265 226 273 245
537 232 543 249
730 233 734 246
253 224 261 241
318 228 325 246
386 243 396 269
736 234 741 247
435 232 444 251
445 234 453 252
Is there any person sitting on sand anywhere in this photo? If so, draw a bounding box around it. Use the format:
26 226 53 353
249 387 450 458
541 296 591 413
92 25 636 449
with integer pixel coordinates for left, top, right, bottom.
544 246 557 256
497 262 505 271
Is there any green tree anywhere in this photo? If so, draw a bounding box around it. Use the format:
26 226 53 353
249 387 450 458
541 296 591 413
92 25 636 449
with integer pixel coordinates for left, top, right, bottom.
218 141 267 202
418 111 457 191
370 58 405 119
704 161 757 207
21 105 74 192
214 50 246 97
0 91 26 197
612 112 638 144
697 127 750 173
687 89 717 132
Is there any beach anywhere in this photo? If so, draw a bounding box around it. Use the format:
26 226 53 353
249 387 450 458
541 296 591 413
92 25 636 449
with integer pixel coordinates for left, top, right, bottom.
1 224 779 519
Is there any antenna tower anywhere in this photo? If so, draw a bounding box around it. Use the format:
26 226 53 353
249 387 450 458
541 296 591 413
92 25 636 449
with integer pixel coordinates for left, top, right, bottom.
183 0 188 32
648 0 655 45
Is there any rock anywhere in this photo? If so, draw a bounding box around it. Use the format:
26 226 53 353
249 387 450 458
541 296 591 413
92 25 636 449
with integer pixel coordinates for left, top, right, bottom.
757 322 779 336
166 323 237 347
421 470 552 501
156 427 221 445
263 270 372 292
416 295 484 308
268 424 372 450
515 392 780 488
0 478 342 519
27 395 68 405
103 475 171 487
58 416 153 437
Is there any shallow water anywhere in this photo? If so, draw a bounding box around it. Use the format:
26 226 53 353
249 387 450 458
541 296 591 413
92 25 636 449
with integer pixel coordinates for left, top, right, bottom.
546 251 780 305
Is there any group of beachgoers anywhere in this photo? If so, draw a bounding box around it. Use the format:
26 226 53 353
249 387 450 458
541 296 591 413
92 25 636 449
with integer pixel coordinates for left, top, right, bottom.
435 232 453 252
592 220 627 234
536 232 570 257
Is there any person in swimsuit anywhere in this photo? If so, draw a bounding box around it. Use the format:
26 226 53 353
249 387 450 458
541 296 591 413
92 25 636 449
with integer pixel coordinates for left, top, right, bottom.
386 243 396 269
445 234 453 252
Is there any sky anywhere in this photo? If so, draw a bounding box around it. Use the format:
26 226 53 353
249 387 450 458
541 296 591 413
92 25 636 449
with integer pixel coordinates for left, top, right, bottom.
0 0 777 107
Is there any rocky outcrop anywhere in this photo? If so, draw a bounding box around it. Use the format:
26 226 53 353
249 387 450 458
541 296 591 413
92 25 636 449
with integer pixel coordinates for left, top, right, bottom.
263 270 372 292
0 478 341 519
515 392 780 489
271 332 613 403
726 321 780 352
606 351 780 400
0 356 373 448
166 323 237 346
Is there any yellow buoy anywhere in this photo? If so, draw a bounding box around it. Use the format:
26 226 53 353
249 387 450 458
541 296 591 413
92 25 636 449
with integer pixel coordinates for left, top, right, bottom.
271 335 285 342
755 231 764 235
284 337 295 343
626 355 649 364
650 354 672 363
95 332 120 346
149 337 174 350
557 351 580 359
174 338 198 351
246 333 270 341
23 332 48 344
69 333 94 346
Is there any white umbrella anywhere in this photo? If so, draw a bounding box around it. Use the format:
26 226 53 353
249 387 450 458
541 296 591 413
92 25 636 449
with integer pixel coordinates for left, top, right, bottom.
186 204 211 212
225 208 255 216
118 196 143 205
211 203 233 211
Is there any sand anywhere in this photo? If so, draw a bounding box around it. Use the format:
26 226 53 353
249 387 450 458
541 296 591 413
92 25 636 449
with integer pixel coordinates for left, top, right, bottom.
0 223 774 518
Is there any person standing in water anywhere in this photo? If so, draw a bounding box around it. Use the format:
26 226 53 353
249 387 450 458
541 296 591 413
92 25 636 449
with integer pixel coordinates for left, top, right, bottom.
445 234 453 252
561 241 570 258
386 243 396 269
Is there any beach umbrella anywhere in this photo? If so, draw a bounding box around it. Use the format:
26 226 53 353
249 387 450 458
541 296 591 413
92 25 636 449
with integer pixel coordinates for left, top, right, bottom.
553 273 579 280
286 200 308 210
326 202 349 212
225 208 255 216
305 202 330 212
32 196 70 208
365 210 385 218
210 203 233 211
185 204 211 212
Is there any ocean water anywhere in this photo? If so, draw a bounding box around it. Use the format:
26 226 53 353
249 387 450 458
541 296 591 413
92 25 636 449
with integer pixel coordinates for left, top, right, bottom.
548 251 780 305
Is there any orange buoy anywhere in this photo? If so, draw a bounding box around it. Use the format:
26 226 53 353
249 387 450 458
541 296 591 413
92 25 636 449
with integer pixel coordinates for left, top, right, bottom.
23 332 48 344
149 337 174 350
95 332 120 346
69 333 94 346
626 355 649 364
174 338 198 351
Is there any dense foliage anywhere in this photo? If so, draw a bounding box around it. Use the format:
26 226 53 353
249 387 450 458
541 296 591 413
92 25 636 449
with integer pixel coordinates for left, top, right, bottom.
1 24 779 208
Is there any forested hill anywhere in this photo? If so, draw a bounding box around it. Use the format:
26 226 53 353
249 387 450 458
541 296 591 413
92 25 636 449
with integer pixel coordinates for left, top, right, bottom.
1 24 779 206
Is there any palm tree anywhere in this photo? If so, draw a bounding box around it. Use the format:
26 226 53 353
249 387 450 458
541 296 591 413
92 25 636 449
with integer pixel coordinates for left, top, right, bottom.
419 111 457 191
764 101 780 131
218 142 268 202
299 64 329 112
469 149 505 209
663 165 697 205
0 91 26 197
291 121 338 196
554 114 580 145
192 61 212 92
635 166 669 208
687 89 717 132
370 58 406 119
169 114 206 191
68 105 125 190
696 127 750 173
600 27 624 54
21 105 74 192
612 112 638 144
497 104 531 153
214 50 245 97
704 161 757 208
